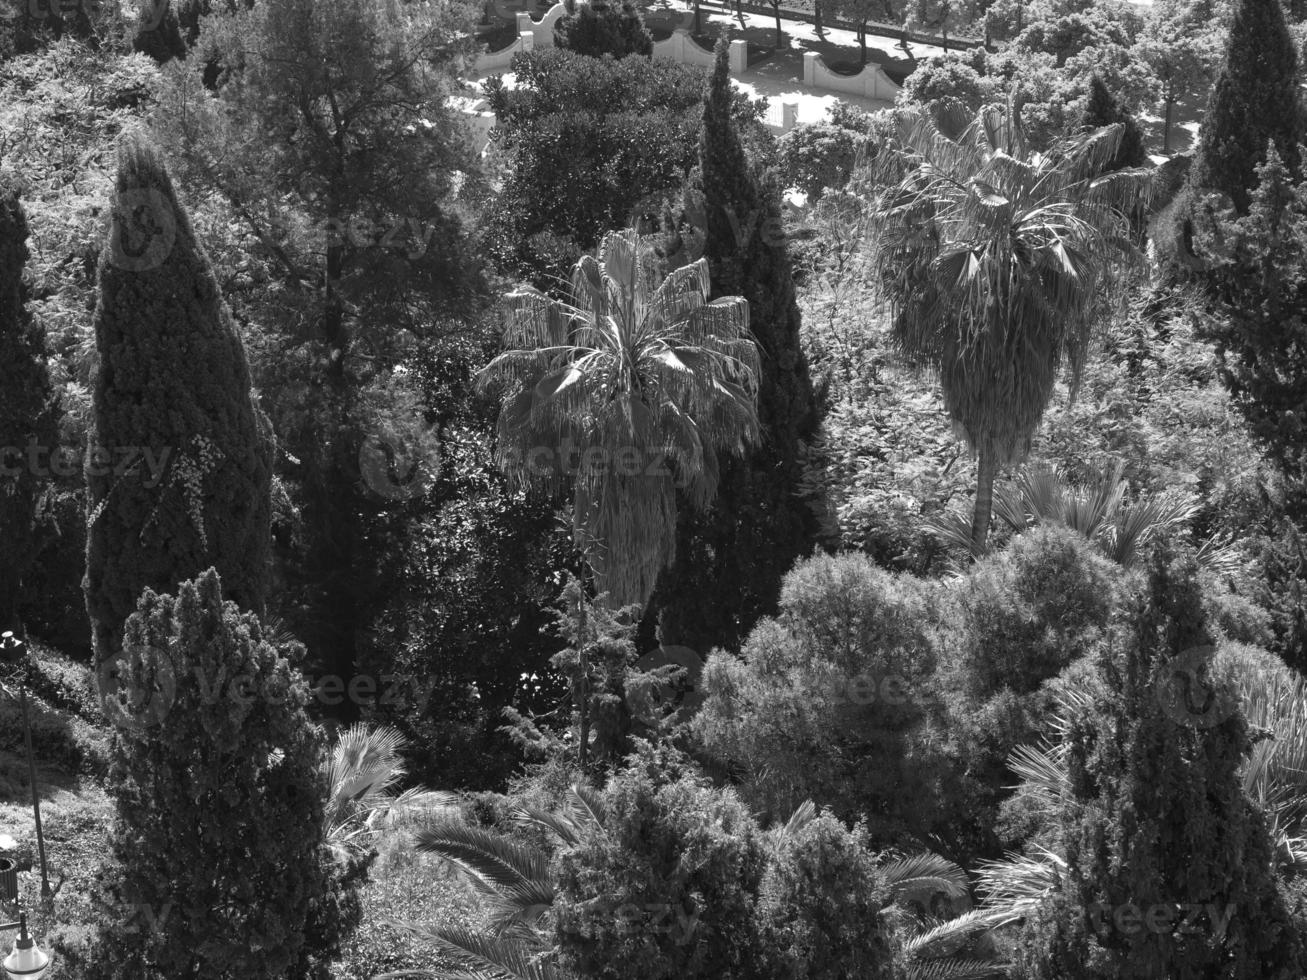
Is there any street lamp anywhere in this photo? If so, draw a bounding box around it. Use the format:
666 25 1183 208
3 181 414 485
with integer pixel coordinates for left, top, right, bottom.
0 632 54 979
0 913 48 980
0 634 52 904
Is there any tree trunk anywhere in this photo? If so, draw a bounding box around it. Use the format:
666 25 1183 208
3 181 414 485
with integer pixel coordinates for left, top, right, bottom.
859 26 867 64
970 448 997 558
814 0 822 36
774 1 782 47
694 0 700 33
1163 82 1175 155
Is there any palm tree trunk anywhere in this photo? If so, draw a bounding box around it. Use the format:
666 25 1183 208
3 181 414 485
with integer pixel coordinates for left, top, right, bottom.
971 448 997 558
814 0 823 37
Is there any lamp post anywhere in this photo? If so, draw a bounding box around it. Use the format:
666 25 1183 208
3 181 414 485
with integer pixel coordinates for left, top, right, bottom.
0 914 48 980
0 634 53 900
0 633 54 980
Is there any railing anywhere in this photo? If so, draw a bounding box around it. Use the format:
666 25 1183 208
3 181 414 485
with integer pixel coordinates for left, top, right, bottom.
802 51 901 101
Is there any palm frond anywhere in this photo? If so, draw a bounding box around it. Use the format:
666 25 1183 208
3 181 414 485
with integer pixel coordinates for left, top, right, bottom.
380 922 566 980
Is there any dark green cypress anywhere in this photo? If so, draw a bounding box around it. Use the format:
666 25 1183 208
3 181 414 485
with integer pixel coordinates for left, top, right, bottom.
133 0 189 64
1187 0 1301 214
0 180 58 629
1012 543 1307 980
85 132 273 667
1080 74 1146 172
653 41 822 654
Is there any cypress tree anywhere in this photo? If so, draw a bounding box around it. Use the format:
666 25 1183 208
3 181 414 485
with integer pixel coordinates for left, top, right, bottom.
652 41 822 654
0 180 58 629
133 0 189 64
1012 543 1307 980
93 569 348 978
1187 0 1300 214
85 132 273 667
1080 74 1146 172
1202 146 1307 498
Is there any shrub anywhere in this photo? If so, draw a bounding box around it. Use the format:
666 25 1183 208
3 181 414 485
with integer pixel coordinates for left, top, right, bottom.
551 742 770 980
757 810 896 980
554 0 652 58
89 568 354 979
948 525 1117 701
692 552 946 841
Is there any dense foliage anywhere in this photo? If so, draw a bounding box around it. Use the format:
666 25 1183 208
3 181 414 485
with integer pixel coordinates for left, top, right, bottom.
0 180 58 628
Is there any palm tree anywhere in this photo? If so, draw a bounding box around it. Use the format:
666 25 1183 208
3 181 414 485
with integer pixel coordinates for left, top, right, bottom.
322 723 456 862
867 104 1152 554
387 791 997 980
477 228 761 611
383 782 604 980
923 459 1238 570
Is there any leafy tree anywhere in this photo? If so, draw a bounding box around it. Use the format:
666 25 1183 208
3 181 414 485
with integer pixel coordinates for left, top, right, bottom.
92 568 354 979
1187 0 1300 214
904 0 981 47
153 0 481 690
1013 9 1132 67
0 180 57 630
827 0 906 64
653 43 821 654
483 48 706 283
476 228 761 610
1135 0 1226 154
866 105 1149 554
85 131 273 667
1009 544 1307 980
775 122 865 202
896 51 987 123
554 0 652 58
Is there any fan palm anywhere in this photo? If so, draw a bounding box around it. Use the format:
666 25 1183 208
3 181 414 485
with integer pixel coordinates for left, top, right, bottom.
322 722 457 862
382 783 606 980
924 459 1223 568
867 104 1152 554
477 228 761 610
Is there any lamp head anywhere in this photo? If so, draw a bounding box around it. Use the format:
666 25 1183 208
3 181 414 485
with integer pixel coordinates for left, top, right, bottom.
2 914 48 980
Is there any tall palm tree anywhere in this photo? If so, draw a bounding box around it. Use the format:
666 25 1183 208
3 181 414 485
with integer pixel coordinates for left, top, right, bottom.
867 104 1152 554
477 228 761 610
